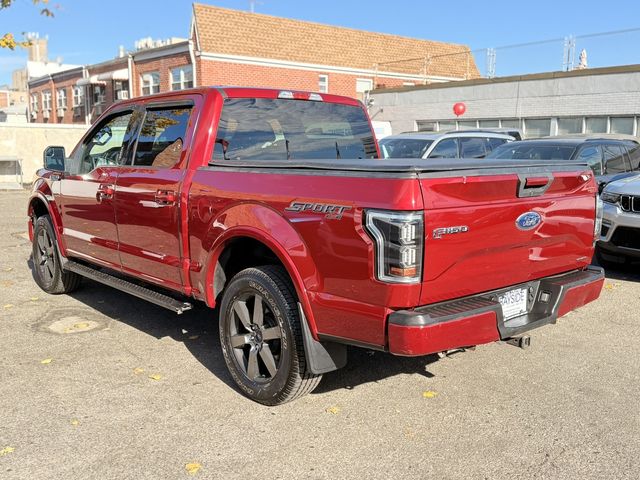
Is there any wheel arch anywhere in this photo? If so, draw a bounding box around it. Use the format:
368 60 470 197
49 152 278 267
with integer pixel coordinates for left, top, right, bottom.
198 203 321 338
27 188 66 256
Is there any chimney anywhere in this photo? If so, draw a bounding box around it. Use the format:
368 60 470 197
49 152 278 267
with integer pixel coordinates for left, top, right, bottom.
118 45 125 58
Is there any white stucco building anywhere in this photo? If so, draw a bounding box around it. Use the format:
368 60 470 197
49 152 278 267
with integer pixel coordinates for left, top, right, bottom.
370 64 640 138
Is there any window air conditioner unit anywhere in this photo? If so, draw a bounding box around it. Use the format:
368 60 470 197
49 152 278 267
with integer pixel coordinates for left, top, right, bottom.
57 108 64 117
30 110 37 119
117 90 130 100
42 110 50 119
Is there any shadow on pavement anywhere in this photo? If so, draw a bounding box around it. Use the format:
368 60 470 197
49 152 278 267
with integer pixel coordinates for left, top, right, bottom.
27 256 447 397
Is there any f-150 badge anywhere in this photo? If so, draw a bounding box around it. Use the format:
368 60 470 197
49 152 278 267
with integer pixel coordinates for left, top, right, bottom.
285 201 352 220
432 225 469 239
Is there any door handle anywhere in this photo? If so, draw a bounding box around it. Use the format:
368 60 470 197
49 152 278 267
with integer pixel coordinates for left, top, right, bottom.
154 190 177 206
97 183 115 202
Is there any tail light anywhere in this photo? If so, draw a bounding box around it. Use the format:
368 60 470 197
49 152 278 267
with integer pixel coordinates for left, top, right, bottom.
365 210 424 283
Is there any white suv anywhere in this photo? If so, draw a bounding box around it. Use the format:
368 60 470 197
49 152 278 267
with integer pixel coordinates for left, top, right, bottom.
379 131 514 159
598 174 640 265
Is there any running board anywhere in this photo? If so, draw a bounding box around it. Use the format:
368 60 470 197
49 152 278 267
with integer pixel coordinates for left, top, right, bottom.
64 261 193 314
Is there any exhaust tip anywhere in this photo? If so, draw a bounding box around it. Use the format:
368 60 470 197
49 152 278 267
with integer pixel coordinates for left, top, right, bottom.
505 335 531 349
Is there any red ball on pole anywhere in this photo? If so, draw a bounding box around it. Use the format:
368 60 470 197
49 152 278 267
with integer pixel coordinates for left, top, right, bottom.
453 102 466 117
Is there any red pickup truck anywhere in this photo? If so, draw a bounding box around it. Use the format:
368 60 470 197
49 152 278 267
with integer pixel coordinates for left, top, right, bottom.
29 87 605 405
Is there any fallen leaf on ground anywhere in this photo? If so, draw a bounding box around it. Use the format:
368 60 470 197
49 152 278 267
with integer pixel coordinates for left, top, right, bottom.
70 419 79 426
149 374 162 381
604 284 614 290
133 367 145 375
422 390 438 399
40 358 53 364
1 281 13 287
4 267 13 272
3 304 14 309
325 406 341 415
73 322 90 330
0 446 15 456
188 335 199 340
185 463 202 475
30 297 39 301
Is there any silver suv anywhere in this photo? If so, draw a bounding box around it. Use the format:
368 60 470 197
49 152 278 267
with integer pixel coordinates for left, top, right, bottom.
379 131 514 159
598 174 640 265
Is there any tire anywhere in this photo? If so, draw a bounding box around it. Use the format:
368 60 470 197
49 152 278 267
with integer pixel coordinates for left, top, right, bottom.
219 265 322 405
32 215 81 294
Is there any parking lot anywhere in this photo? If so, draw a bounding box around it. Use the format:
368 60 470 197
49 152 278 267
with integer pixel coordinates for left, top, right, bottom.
1 188 639 479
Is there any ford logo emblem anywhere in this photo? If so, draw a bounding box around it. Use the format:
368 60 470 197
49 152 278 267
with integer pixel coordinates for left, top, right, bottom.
516 212 541 230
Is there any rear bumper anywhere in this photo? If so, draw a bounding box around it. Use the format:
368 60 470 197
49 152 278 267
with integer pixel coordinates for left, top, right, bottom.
387 266 604 356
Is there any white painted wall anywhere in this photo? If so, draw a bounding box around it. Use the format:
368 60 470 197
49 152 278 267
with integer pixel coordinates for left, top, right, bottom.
371 69 640 135
0 123 88 186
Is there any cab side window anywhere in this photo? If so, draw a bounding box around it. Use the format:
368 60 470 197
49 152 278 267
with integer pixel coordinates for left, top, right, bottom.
428 138 458 159
575 146 603 175
602 144 629 174
132 107 192 168
75 112 133 174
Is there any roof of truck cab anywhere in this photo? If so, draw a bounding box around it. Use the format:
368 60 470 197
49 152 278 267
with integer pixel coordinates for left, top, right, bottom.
114 86 362 107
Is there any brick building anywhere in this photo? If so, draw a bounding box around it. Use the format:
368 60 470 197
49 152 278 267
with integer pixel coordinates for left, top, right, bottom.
28 3 478 124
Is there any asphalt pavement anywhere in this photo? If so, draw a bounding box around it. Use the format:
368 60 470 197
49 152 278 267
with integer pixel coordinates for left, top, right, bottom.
1 189 639 479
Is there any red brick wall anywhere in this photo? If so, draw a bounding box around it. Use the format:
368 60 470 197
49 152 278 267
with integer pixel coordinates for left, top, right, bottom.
29 79 54 123
52 74 86 124
132 52 192 96
197 58 411 98
0 92 8 108
86 59 128 122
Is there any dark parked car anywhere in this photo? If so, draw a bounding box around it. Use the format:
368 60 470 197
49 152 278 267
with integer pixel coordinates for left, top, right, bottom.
487 137 640 190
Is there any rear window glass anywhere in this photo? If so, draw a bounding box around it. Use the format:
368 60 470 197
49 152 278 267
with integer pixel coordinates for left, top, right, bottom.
212 98 377 161
487 144 576 160
379 138 433 158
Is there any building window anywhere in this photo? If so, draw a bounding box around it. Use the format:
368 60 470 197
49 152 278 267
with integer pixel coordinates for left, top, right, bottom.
170 66 193 91
141 72 160 95
42 90 52 110
114 81 129 101
438 120 456 132
416 120 436 132
524 118 551 138
30 94 39 112
355 78 373 102
500 119 520 129
557 117 582 135
318 74 329 93
585 117 607 134
479 119 500 128
93 85 105 105
610 117 634 135
73 86 84 107
458 120 478 129
56 88 67 110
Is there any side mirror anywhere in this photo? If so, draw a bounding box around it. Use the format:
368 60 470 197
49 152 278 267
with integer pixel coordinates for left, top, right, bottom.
43 145 66 172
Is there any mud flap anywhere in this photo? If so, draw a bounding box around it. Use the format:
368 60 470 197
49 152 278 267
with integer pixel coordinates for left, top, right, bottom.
297 303 347 375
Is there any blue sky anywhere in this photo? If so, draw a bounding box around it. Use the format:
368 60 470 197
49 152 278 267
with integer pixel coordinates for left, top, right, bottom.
2 0 640 86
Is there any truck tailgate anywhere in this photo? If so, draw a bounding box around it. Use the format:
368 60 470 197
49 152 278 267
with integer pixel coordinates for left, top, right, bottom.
419 168 597 305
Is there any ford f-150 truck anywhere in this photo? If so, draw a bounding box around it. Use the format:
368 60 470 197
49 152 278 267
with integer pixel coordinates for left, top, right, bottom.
29 87 605 405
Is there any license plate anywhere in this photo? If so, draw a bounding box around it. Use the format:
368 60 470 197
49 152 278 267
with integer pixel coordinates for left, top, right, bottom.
498 288 528 320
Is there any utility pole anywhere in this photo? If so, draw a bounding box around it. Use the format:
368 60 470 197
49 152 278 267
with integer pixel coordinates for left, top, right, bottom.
486 48 496 78
562 35 576 71
249 1 263 13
